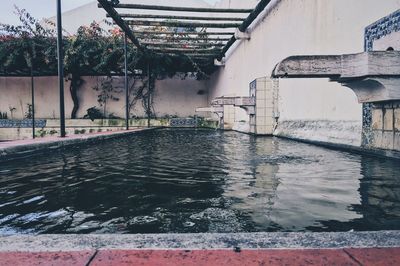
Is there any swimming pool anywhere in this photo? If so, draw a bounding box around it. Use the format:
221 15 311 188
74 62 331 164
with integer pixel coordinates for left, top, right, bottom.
0 129 399 234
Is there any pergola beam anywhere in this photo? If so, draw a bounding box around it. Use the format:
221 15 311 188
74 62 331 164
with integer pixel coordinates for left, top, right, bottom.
141 41 226 47
125 20 242 28
137 36 231 41
149 47 221 53
156 53 219 57
97 0 146 53
110 3 253 13
132 31 234 36
114 14 245 21
220 0 272 59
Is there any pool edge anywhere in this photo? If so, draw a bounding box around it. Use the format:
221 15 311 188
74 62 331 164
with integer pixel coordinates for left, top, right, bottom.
0 128 160 162
0 231 399 251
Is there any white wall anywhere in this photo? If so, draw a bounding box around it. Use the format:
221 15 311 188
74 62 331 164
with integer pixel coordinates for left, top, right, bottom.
208 0 400 146
0 76 208 119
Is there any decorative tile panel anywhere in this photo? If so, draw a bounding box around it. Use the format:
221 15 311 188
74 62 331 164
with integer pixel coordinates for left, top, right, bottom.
0 119 47 128
363 9 400 146
365 9 400 51
170 118 198 127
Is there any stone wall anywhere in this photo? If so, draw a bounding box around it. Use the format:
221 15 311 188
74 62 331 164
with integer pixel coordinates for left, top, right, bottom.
370 102 400 151
358 8 400 153
207 0 400 147
0 75 209 120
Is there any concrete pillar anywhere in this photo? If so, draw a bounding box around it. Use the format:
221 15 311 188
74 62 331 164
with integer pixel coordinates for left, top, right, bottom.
223 105 235 130
251 77 279 135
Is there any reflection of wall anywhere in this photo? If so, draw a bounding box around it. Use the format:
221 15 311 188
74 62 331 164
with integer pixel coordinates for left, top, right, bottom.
0 76 208 119
221 136 281 227
358 158 400 228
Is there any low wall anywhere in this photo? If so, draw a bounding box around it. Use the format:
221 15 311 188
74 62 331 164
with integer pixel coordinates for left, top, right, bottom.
0 118 219 141
0 75 209 120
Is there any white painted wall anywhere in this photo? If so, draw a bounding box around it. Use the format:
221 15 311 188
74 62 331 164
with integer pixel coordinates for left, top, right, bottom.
0 76 208 119
207 0 400 146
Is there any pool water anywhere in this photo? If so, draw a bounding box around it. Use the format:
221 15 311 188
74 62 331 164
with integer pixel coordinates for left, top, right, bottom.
0 129 399 234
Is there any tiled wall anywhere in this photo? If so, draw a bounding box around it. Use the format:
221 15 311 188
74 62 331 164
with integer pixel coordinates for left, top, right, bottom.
370 101 400 151
254 77 278 135
364 9 400 151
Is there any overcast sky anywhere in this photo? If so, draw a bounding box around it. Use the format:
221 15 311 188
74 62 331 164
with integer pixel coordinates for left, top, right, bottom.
0 0 219 25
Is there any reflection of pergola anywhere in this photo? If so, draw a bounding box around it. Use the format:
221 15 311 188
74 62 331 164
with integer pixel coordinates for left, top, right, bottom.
97 0 271 66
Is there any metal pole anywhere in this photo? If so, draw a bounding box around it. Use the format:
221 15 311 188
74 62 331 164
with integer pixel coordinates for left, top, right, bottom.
147 62 151 128
124 33 129 130
31 64 35 139
57 0 66 137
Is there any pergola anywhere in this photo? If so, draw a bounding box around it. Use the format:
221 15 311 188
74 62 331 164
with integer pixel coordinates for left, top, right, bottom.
92 0 271 131
51 0 272 138
97 0 271 66
1 0 273 141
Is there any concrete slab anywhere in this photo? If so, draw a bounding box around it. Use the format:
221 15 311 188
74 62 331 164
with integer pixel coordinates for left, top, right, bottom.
0 248 399 266
91 249 358 266
0 251 95 266
345 247 400 266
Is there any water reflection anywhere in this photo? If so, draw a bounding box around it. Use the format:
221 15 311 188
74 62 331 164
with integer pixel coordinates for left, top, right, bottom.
0 129 399 234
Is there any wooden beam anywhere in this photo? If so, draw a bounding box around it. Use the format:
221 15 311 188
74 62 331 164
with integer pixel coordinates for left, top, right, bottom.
109 3 253 13
156 52 218 57
113 14 245 21
137 36 231 41
125 20 242 28
141 41 225 47
149 47 221 53
220 0 272 59
132 30 234 36
97 0 146 53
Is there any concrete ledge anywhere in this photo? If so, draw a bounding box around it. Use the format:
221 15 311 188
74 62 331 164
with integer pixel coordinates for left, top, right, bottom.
0 231 399 252
3 248 400 265
276 135 400 160
0 128 157 162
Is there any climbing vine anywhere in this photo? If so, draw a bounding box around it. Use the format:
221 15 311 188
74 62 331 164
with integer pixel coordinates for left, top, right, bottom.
0 7 217 119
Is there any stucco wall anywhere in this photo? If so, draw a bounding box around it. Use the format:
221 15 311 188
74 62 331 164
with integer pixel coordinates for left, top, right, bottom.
207 0 400 146
0 76 208 119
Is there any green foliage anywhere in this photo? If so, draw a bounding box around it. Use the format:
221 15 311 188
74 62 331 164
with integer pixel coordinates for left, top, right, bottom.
0 7 218 121
24 103 33 119
0 8 216 77
0 6 57 76
36 129 47 137
0 112 8 119
93 77 121 118
83 107 105 121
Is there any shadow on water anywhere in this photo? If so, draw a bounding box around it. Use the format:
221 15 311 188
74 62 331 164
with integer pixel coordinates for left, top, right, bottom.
0 128 399 234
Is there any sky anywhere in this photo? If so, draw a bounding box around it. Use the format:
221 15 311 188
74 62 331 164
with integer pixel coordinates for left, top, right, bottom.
0 0 219 25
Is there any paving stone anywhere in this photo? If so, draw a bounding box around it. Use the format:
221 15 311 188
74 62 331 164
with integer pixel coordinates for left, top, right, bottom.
0 251 95 266
345 247 400 266
92 249 357 266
